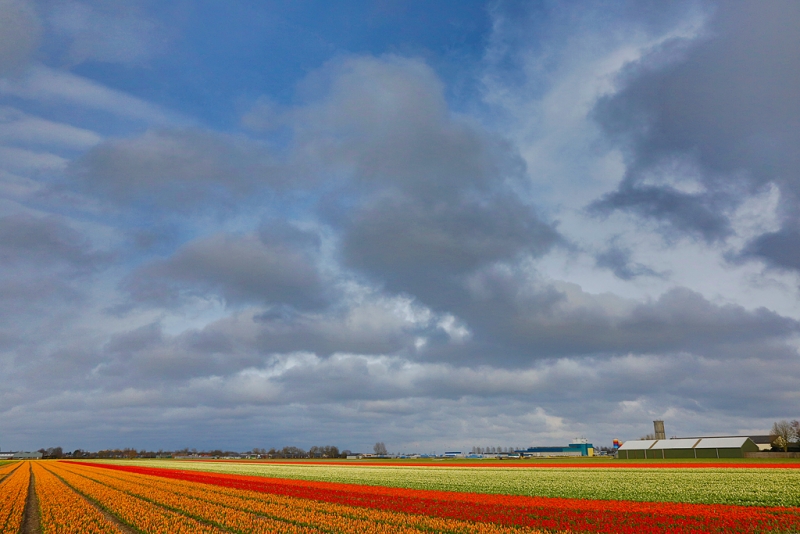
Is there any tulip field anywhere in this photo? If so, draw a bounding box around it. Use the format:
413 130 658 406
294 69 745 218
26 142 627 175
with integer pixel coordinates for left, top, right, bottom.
1 459 800 533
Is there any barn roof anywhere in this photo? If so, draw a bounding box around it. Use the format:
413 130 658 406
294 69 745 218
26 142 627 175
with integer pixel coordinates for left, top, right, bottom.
695 437 752 448
650 438 700 449
617 439 656 450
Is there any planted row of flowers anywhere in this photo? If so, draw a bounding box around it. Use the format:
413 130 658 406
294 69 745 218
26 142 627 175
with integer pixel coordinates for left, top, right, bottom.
77 461 800 534
0 461 29 534
198 459 800 469
54 461 556 534
46 462 222 534
91 458 800 507
32 461 123 534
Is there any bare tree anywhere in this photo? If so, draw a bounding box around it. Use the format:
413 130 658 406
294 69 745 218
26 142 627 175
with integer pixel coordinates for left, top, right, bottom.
770 420 794 452
373 442 387 456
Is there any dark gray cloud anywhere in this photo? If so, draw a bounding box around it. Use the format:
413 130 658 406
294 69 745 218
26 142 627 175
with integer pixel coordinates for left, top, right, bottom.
741 228 800 272
341 192 558 304
95 322 265 383
590 184 732 242
296 56 527 197
432 267 800 365
123 226 327 311
298 56 560 308
591 0 800 257
595 239 663 280
0 212 106 270
0 0 41 76
0 212 107 320
67 128 285 212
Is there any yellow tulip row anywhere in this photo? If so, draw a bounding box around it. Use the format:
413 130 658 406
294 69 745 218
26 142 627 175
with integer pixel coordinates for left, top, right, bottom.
0 462 29 533
53 462 555 534
32 461 123 534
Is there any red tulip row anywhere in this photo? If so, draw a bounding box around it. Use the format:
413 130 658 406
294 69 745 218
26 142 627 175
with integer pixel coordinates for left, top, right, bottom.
78 461 800 534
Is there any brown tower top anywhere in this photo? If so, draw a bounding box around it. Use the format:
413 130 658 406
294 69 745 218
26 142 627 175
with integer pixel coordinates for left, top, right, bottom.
653 420 666 440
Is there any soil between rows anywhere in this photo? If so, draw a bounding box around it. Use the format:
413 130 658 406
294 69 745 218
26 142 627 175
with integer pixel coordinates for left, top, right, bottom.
21 463 40 534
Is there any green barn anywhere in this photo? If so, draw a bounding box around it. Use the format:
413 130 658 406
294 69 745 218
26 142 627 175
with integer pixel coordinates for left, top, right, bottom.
617 436 759 459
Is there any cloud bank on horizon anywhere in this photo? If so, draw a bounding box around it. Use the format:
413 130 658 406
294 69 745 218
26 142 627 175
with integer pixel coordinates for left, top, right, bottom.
1 0 799 453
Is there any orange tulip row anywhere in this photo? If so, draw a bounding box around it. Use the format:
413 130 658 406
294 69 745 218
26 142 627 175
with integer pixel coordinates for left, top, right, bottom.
32 461 123 534
42 462 224 534
0 462 29 533
0 461 18 484
53 462 556 534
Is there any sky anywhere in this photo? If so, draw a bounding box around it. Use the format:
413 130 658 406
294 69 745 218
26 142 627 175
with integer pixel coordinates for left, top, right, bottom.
1 0 799 454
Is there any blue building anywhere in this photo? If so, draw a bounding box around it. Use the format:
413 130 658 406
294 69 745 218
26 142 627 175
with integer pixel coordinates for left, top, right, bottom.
516 439 594 457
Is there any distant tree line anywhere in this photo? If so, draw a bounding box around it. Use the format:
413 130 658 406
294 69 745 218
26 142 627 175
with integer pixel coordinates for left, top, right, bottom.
33 445 354 459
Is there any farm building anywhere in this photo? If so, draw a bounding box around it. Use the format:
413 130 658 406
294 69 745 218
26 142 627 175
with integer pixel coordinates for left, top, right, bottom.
617 437 759 459
682 434 773 451
0 451 42 459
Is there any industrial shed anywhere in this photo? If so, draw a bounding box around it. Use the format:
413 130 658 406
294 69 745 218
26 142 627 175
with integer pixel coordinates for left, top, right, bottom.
693 437 760 458
616 440 656 459
617 437 759 459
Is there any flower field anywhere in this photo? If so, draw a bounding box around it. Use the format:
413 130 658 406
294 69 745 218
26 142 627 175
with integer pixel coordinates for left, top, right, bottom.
94 458 800 507
3 459 800 533
31 461 123 534
0 461 28 533
25 461 556 534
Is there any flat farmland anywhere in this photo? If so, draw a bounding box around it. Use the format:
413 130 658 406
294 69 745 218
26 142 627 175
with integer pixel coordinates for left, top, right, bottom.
3 459 800 533
93 458 800 507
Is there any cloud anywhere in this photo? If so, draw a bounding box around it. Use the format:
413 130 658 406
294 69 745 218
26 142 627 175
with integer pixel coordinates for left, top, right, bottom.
595 240 662 280
0 211 106 271
436 266 800 365
123 227 327 311
296 56 524 195
294 56 559 307
0 212 109 352
0 0 41 76
340 192 558 304
0 65 178 124
589 184 733 242
591 1 800 259
0 106 101 149
47 1 163 66
741 229 800 272
68 128 284 212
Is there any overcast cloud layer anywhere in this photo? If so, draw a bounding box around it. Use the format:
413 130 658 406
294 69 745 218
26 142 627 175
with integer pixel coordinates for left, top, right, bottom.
1 0 799 453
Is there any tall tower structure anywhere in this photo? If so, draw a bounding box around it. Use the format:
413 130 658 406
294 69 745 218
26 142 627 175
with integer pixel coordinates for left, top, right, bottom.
653 420 666 440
